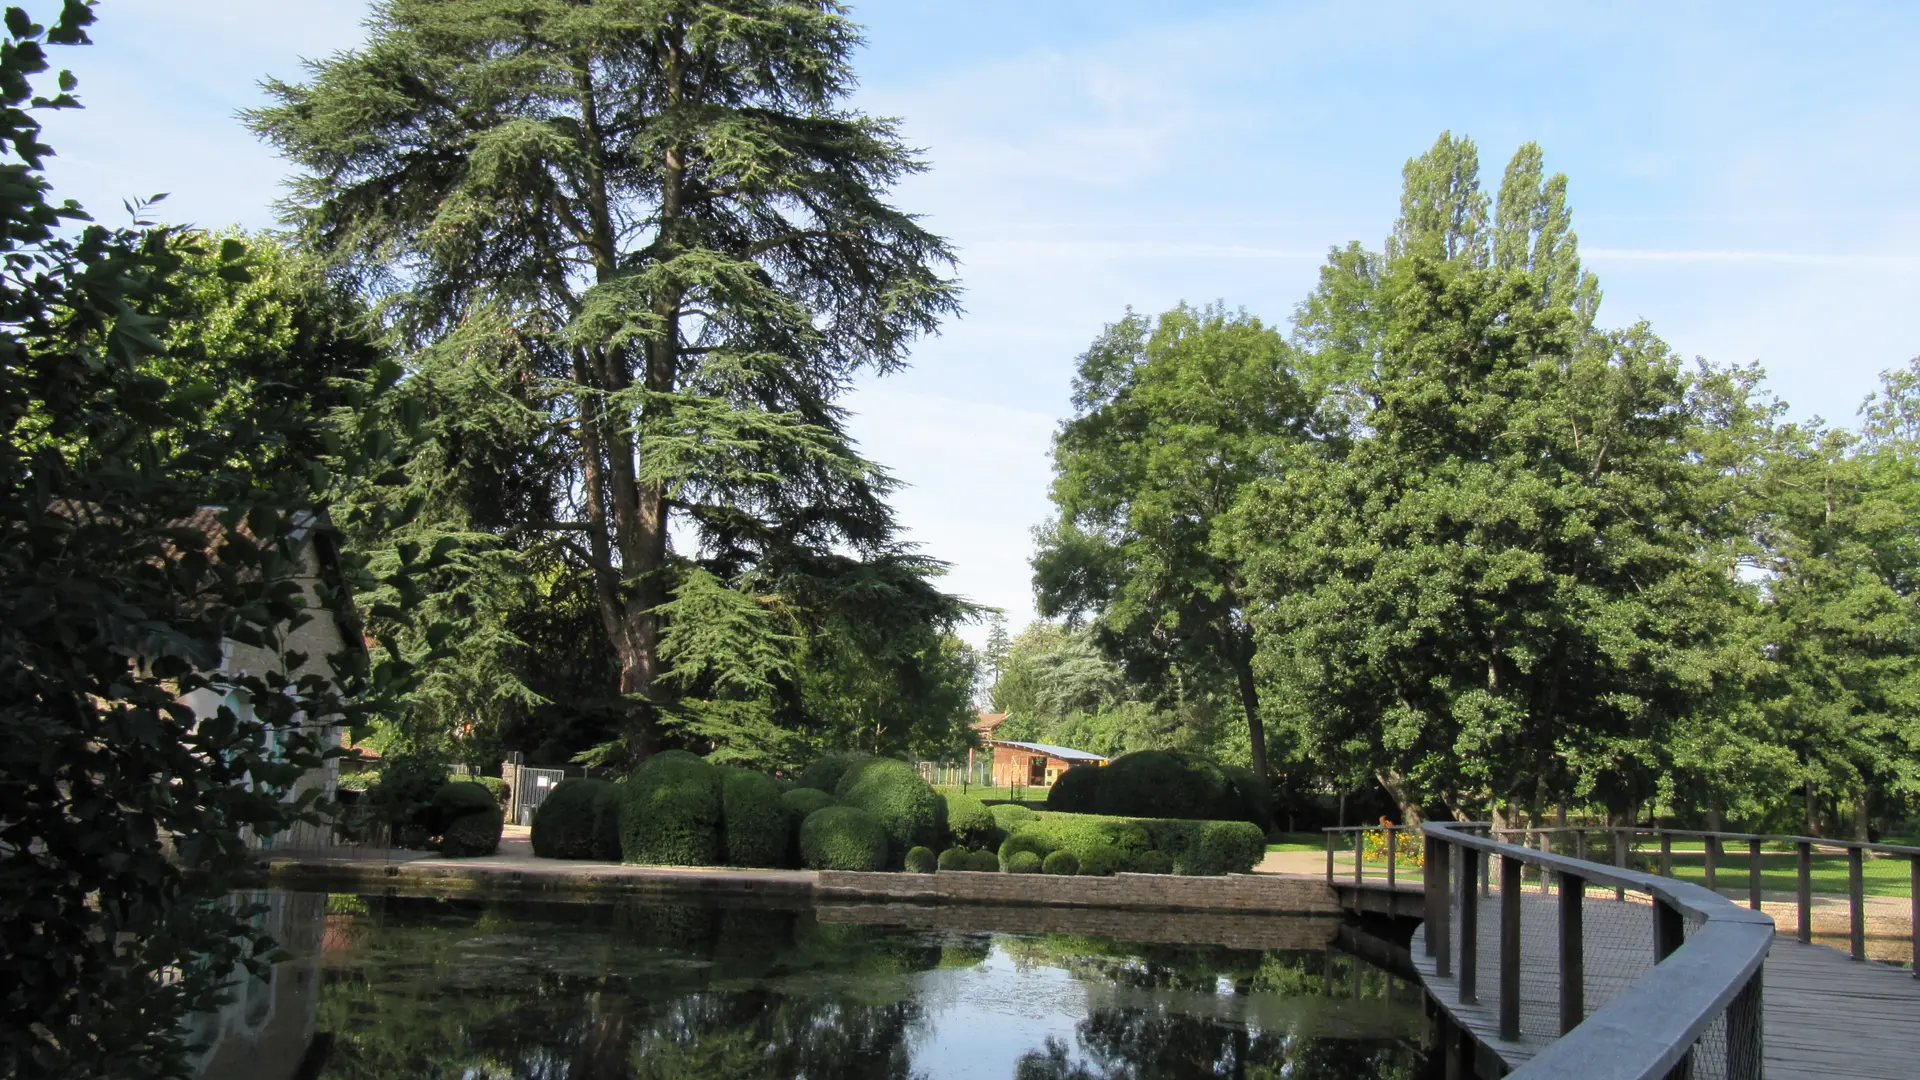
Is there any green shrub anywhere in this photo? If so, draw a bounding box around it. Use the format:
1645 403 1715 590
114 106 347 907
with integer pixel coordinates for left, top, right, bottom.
989 803 1037 832
798 806 889 871
905 846 937 874
532 777 621 859
998 831 1050 871
1008 814 1149 877
621 750 723 866
936 846 969 871
834 758 944 866
1007 850 1042 874
943 794 996 849
780 786 834 821
1221 765 1270 829
428 779 499 835
1127 849 1175 874
796 752 870 793
1045 764 1102 814
366 753 448 838
457 775 509 807
337 770 377 792
438 804 503 856
720 767 789 868
1188 820 1267 876
1042 850 1079 876
967 849 1000 872
1090 750 1250 823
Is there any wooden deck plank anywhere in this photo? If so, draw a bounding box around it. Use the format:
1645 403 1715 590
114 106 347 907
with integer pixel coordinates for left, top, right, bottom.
1409 887 1920 1078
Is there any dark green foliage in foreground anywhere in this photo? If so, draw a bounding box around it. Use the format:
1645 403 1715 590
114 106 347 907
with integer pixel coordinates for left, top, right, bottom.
428 780 498 835
797 752 869 793
967 849 1001 872
1139 819 1268 876
990 804 1038 832
937 846 969 871
720 767 790 868
1007 815 1149 877
798 806 889 871
904 846 936 874
367 753 450 839
1042 851 1080 876
780 786 834 823
834 757 945 866
1007 851 1043 874
1128 850 1175 875
622 751 723 866
943 793 996 849
1001 812 1265 876
1044 764 1102 814
464 775 509 806
531 778 621 860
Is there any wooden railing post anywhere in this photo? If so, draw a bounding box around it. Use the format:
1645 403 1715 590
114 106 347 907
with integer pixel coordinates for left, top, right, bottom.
1660 829 1673 877
1910 855 1918 979
1748 838 1763 911
1459 842 1479 1004
1796 841 1812 944
1848 846 1865 961
1705 833 1718 892
1499 854 1521 1041
1387 828 1398 889
1614 828 1627 902
1355 830 1365 885
1558 871 1585 1034
1653 897 1690 1080
1422 833 1438 955
1433 835 1452 978
1325 829 1334 886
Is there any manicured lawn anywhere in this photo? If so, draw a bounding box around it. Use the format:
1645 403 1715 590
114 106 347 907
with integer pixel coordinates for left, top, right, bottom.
1265 831 1324 852
1640 847 1914 899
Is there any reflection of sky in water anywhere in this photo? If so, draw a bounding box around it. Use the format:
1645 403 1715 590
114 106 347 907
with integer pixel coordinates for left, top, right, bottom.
908 945 1094 1078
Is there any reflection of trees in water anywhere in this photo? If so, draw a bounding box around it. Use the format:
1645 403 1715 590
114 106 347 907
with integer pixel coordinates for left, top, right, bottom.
314 895 931 1079
1013 1010 1422 1080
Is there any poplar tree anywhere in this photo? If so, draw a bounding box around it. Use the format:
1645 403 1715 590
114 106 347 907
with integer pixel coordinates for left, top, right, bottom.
251 0 962 757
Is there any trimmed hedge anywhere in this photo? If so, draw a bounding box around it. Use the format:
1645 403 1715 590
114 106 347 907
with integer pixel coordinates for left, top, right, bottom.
795 752 870 794
937 846 970 871
1044 764 1101 814
780 786 834 822
905 846 937 874
464 775 510 807
428 780 498 835
621 750 723 866
1000 811 1266 876
720 767 790 868
1086 750 1255 824
943 794 996 850
966 850 999 872
834 758 944 866
989 803 1037 832
531 777 621 860
1042 850 1079 876
998 831 1049 872
798 806 888 871
1007 850 1042 874
439 804 503 856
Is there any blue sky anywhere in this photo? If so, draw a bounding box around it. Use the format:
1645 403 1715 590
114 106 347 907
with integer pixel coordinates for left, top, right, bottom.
42 1 1920 643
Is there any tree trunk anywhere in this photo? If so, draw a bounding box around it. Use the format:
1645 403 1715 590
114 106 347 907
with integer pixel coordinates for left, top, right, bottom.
1228 643 1269 782
1805 783 1820 838
1376 769 1425 825
1852 793 1870 842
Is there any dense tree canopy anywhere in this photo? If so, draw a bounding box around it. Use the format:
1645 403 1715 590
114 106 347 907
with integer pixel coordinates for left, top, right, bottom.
251 0 970 763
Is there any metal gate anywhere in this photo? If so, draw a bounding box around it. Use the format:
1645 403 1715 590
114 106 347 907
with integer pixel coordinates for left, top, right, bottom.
510 766 566 826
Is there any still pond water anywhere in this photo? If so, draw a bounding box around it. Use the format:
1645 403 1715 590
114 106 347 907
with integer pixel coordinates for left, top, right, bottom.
194 890 1431 1079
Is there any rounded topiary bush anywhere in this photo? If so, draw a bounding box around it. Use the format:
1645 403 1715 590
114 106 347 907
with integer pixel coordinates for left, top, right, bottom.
1042 850 1079 876
780 785 834 822
720 767 789 868
1221 765 1272 830
936 846 969 871
1007 850 1042 874
1044 765 1102 814
1091 750 1248 823
621 750 723 866
989 803 1037 832
796 752 871 794
967 849 1000 872
1186 820 1268 876
943 794 996 850
905 846 937 874
798 806 889 871
998 831 1050 871
532 777 621 860
1128 849 1175 875
367 753 448 843
439 804 503 856
834 758 944 866
428 779 499 835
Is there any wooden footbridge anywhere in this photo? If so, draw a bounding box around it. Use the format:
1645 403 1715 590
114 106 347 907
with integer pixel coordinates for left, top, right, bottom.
1324 822 1920 1079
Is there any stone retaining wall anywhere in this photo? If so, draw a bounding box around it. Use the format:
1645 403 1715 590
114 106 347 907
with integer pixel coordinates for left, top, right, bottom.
815 899 1341 951
816 869 1340 914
